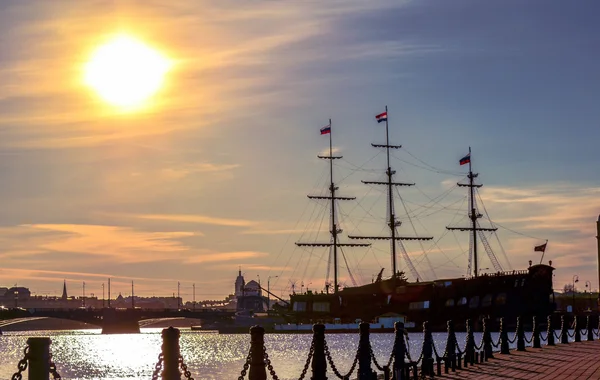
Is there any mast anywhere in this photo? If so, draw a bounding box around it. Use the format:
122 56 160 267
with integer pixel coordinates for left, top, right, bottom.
349 106 432 281
296 119 370 294
446 147 497 277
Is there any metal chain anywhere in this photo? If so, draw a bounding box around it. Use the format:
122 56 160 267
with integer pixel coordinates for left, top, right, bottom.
524 334 532 344
324 338 359 379
474 338 484 351
151 353 164 380
179 355 195 380
11 345 29 380
48 353 62 380
491 335 501 348
387 333 398 367
431 339 441 359
507 333 517 344
297 338 314 380
567 330 575 338
369 342 394 372
539 331 547 342
237 350 252 380
454 341 463 355
263 349 279 380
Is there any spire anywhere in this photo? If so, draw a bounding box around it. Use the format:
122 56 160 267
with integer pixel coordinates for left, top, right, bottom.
61 280 67 300
239 266 242 276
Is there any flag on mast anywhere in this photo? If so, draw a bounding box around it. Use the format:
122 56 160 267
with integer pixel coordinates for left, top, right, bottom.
375 111 388 123
534 242 547 252
320 124 331 135
459 153 471 165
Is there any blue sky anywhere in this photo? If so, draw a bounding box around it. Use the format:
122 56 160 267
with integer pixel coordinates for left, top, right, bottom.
0 0 599 300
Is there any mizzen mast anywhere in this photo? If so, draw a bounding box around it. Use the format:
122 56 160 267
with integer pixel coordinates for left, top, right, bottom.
296 120 370 294
446 147 497 278
348 106 432 281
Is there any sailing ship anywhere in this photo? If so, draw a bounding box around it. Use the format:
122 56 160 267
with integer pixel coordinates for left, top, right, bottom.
276 109 555 331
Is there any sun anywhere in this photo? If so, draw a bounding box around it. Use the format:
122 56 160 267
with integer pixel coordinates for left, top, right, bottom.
84 35 171 110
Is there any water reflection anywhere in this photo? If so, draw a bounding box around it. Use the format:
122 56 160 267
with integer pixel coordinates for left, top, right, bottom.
0 329 576 380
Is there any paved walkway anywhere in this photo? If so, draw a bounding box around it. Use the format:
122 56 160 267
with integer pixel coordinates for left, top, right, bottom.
437 340 600 379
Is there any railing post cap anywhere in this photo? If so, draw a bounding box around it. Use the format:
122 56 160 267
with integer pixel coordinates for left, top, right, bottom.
359 321 370 331
162 326 180 338
394 321 405 330
250 325 265 335
312 323 325 333
27 337 52 345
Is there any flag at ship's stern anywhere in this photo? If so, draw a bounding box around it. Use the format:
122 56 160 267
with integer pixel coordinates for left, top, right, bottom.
320 124 331 135
534 242 547 252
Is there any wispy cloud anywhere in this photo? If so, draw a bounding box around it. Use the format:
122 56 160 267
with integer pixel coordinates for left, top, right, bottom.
23 224 195 263
118 213 257 227
185 251 268 264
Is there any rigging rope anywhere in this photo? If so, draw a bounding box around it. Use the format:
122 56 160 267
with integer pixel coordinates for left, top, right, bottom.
476 188 513 270
396 186 437 279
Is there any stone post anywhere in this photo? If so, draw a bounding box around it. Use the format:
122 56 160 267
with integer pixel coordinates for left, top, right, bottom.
311 324 327 380
27 337 51 380
249 326 267 380
161 327 182 380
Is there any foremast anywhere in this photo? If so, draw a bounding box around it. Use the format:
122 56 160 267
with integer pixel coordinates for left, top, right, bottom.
446 147 497 278
348 106 432 281
295 120 370 294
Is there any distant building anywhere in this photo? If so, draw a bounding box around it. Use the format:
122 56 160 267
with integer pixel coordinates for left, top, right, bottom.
235 268 245 297
235 269 264 312
61 280 68 300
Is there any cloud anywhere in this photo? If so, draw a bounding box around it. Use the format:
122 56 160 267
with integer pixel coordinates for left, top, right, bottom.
118 213 257 227
185 250 268 264
22 224 195 263
0 0 419 149
241 229 318 235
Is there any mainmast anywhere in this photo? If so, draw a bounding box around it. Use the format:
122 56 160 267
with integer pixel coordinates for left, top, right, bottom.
296 120 370 294
446 147 497 278
349 106 432 281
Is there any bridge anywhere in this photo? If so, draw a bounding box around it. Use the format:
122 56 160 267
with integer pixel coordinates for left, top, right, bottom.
0 307 235 333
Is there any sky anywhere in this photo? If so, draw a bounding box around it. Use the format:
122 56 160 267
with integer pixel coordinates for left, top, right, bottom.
0 0 599 301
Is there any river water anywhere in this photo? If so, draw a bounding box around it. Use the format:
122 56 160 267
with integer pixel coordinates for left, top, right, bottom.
0 328 562 380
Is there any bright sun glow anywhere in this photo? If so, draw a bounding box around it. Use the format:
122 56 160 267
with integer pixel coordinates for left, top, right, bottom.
84 35 171 109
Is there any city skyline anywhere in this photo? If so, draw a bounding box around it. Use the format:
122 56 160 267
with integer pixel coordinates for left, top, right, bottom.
1 0 600 299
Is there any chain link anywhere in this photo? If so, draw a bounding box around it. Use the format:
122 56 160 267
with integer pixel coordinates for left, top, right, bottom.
237 349 252 380
151 353 164 380
263 349 279 380
178 355 195 380
369 342 395 372
11 345 29 380
474 339 484 351
324 338 358 379
553 331 561 341
297 338 314 380
48 353 62 380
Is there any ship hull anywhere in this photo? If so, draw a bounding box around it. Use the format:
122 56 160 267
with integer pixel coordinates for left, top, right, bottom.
280 264 555 331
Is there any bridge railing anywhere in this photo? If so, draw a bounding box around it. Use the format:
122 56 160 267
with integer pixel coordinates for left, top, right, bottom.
7 314 600 380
